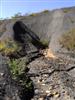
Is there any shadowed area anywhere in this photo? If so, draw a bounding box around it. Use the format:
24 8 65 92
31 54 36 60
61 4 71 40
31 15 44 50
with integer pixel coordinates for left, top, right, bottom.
13 21 45 50
9 21 46 59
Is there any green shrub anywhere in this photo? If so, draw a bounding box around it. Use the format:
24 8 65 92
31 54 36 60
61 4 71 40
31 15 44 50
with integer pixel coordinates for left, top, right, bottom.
43 10 49 13
63 9 69 13
59 28 75 51
40 39 49 48
8 58 33 94
9 59 18 78
8 57 28 79
29 13 37 16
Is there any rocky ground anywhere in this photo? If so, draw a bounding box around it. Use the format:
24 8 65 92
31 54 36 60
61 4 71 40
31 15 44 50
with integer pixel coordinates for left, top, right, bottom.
1 49 75 100
27 53 75 100
1 11 75 99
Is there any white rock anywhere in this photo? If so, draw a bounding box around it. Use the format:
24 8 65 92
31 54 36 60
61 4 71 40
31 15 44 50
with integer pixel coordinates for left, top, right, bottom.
35 89 39 94
44 74 48 77
46 90 50 94
38 97 44 100
0 72 4 76
41 83 45 86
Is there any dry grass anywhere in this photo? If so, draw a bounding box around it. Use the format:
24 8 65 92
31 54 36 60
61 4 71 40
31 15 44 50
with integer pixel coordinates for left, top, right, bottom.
0 39 19 55
59 28 75 51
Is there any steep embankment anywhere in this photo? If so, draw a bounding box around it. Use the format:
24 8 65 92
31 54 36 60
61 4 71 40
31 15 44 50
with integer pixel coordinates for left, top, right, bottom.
1 7 75 100
0 7 75 53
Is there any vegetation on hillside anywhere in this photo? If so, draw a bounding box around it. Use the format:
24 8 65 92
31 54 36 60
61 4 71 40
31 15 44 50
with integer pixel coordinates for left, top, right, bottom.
29 13 37 17
42 10 49 13
40 39 49 48
59 28 75 51
8 57 34 97
0 39 20 55
8 57 28 79
63 9 70 13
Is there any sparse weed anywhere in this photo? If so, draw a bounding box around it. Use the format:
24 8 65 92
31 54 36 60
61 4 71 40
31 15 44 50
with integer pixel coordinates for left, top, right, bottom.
40 39 49 48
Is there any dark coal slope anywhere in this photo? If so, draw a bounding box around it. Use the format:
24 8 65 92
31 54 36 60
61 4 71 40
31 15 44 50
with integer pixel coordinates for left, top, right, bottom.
13 21 45 49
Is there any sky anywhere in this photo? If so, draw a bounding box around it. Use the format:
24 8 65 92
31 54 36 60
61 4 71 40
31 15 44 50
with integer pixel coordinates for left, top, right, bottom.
0 0 75 19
